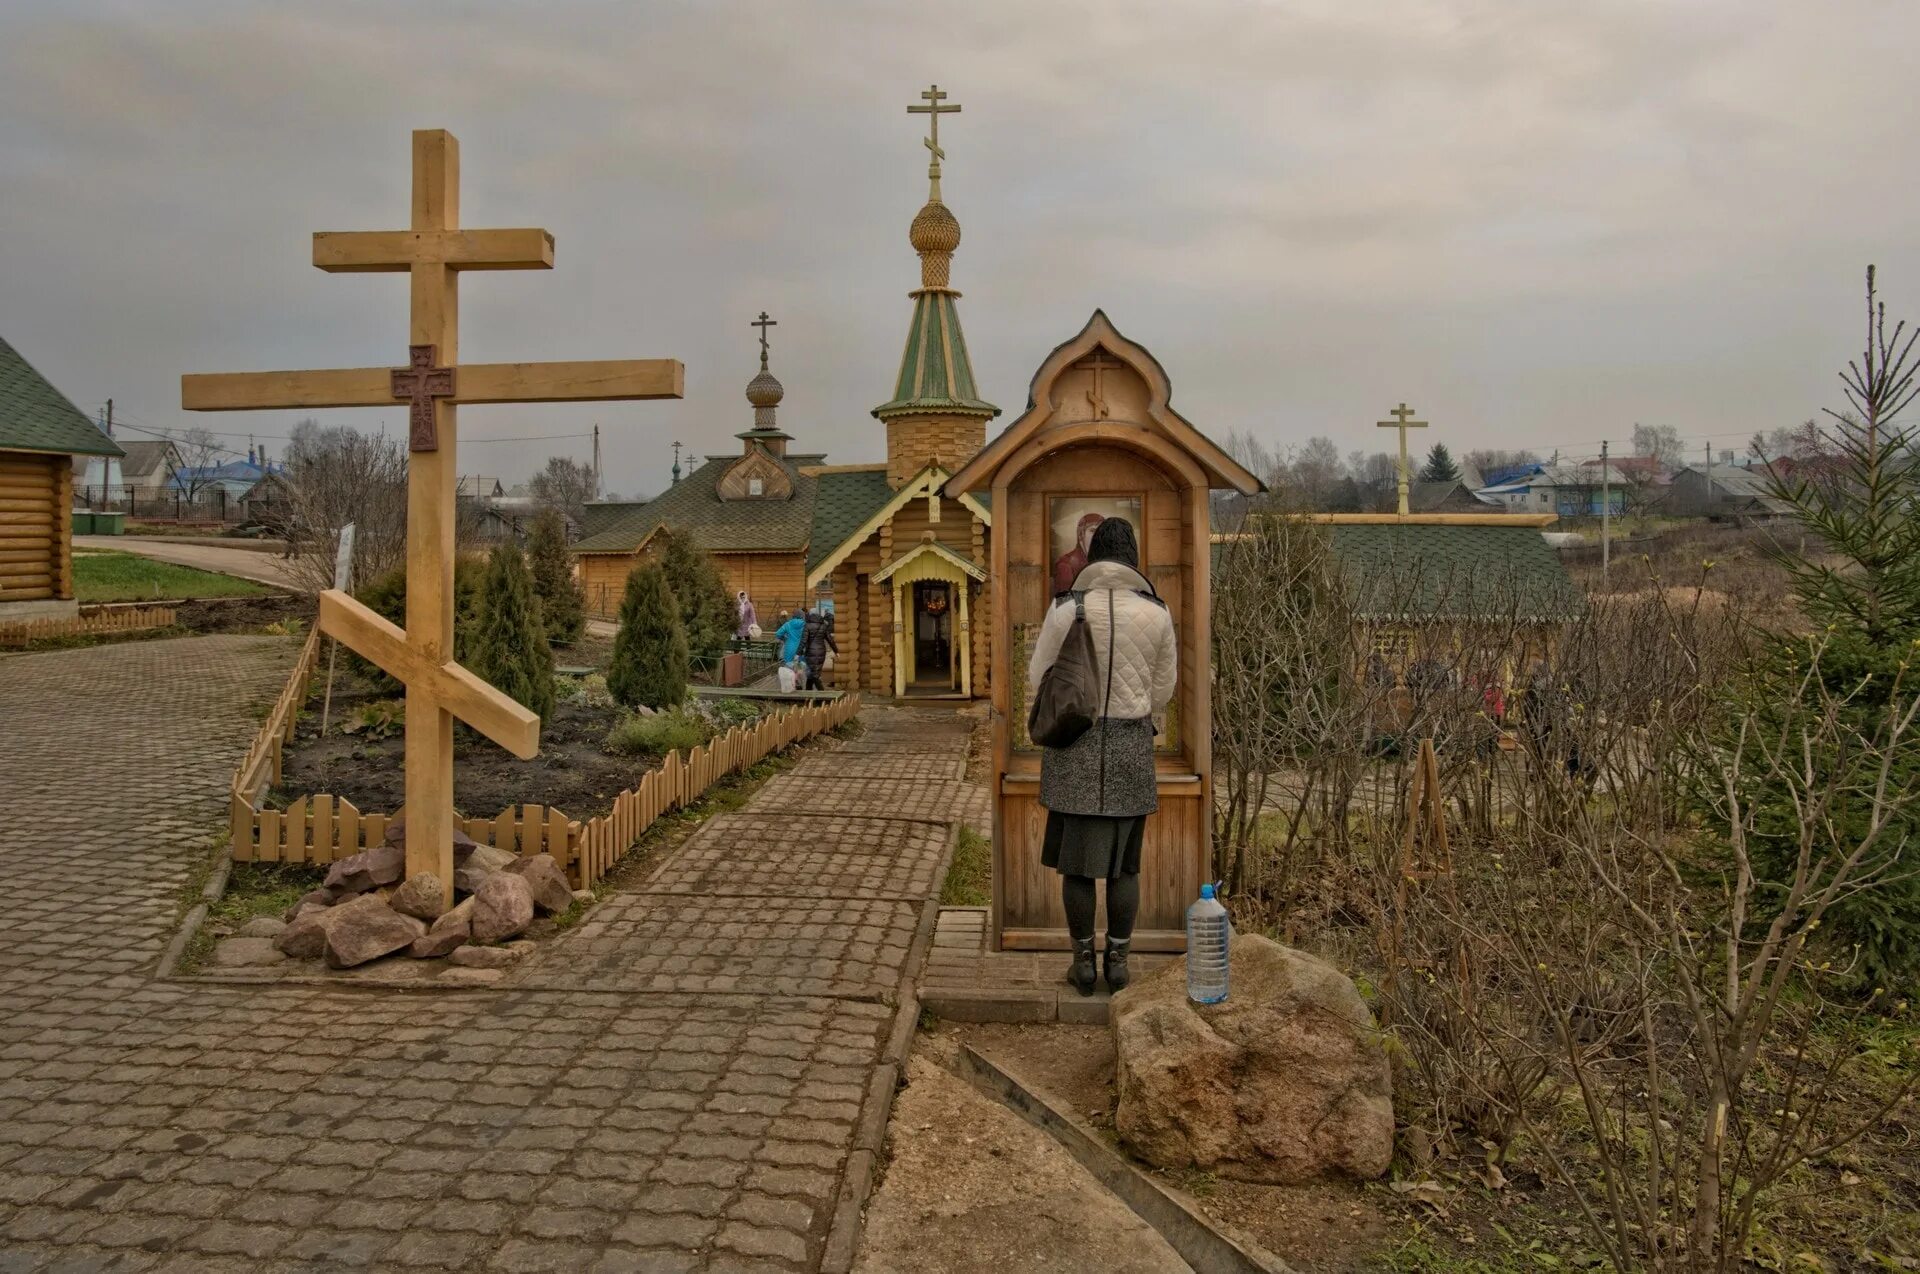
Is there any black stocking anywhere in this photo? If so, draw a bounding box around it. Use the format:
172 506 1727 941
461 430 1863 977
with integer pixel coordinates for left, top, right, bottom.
1062 874 1097 942
1106 871 1140 941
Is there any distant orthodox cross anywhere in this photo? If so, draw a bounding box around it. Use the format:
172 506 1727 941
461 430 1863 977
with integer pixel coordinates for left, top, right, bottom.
751 311 777 368
908 84 961 185
1376 401 1429 516
183 129 685 905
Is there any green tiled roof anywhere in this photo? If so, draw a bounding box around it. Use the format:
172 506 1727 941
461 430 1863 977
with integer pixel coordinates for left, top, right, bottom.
873 291 999 421
572 449 818 555
806 469 897 572
579 500 646 541
1327 523 1584 624
0 335 121 457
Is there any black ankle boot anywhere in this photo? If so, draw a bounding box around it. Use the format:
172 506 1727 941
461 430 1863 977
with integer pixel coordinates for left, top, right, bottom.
1103 938 1132 993
1067 937 1098 996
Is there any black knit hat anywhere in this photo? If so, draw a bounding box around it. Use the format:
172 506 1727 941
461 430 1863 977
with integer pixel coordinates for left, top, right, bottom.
1086 517 1140 570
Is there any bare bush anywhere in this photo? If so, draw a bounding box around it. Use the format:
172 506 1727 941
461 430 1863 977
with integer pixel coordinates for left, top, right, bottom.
280 423 409 593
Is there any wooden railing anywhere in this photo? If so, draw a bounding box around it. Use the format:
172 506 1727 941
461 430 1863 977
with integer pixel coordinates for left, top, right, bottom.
226 637 859 887
0 604 179 647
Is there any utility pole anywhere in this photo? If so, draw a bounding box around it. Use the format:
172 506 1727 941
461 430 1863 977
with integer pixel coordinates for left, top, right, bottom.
1704 439 1713 511
591 424 602 499
1600 439 1611 585
105 399 115 508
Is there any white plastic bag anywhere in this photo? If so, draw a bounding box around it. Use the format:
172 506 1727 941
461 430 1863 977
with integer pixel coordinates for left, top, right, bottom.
747 623 762 640
775 665 797 693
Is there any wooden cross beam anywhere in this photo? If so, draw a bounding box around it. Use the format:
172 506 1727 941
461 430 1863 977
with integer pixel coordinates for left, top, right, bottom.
183 129 684 906
1375 401 1429 516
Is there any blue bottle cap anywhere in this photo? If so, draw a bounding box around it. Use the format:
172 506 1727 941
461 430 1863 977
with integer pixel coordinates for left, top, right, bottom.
1200 883 1215 900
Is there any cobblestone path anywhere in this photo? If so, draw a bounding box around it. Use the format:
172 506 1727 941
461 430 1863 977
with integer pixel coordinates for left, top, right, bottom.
0 646 981 1273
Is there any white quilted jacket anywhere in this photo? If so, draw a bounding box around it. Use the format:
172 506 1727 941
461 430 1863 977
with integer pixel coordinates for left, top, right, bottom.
1027 561 1177 721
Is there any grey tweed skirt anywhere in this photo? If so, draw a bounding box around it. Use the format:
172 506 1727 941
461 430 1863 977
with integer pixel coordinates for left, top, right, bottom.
1042 811 1145 880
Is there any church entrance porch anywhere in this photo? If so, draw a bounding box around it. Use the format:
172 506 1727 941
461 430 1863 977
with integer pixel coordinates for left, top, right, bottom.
908 581 958 693
879 540 983 699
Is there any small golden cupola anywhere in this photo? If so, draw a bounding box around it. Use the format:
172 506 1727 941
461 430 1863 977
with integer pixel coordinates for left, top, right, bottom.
874 84 999 488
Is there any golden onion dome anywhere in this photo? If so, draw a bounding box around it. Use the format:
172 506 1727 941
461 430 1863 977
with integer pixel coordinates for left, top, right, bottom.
745 368 785 408
910 198 961 255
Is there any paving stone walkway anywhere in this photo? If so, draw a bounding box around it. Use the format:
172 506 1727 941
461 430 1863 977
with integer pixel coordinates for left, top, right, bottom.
0 640 980 1273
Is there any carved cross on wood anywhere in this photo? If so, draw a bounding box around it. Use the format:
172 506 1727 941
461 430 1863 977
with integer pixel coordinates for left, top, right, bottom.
392 344 455 451
1080 350 1122 421
183 129 684 906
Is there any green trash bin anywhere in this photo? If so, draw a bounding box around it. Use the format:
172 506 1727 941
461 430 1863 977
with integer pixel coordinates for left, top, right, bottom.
94 512 125 536
71 511 96 535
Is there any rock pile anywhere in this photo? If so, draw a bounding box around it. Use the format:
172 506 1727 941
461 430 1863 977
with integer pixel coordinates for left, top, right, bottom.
1110 933 1394 1184
206 820 585 978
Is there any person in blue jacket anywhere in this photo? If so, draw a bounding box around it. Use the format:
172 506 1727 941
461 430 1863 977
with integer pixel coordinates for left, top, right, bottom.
775 609 807 666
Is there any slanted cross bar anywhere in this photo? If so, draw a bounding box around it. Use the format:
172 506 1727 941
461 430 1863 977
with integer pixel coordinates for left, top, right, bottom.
184 129 684 905
1376 401 1429 516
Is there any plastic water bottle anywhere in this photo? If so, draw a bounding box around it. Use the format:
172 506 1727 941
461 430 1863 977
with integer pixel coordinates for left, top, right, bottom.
1186 883 1231 1004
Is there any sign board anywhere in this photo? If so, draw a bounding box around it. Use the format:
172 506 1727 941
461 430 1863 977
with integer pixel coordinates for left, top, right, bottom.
332 523 356 593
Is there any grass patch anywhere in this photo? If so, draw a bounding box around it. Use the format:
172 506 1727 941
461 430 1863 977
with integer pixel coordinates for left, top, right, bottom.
177 860 324 974
941 825 991 906
73 549 268 602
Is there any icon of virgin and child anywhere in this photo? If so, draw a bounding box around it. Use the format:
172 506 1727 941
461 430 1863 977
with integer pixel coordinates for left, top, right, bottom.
1050 497 1143 595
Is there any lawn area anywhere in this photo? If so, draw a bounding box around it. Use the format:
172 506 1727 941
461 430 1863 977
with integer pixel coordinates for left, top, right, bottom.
73 549 268 602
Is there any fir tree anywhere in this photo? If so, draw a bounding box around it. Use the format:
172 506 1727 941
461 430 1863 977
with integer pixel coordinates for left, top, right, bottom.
607 562 689 710
471 541 556 722
656 528 736 663
1736 266 1920 990
527 508 586 646
1419 441 1462 483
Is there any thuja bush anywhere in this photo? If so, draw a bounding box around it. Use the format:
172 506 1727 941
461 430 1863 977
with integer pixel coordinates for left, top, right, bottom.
607 562 689 710
471 541 556 722
528 508 585 646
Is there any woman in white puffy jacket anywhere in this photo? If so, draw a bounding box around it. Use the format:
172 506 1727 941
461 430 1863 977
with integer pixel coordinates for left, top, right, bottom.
1025 517 1177 996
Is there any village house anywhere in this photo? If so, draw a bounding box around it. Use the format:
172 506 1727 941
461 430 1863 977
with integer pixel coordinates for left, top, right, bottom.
1665 463 1793 520
0 335 122 620
73 438 181 505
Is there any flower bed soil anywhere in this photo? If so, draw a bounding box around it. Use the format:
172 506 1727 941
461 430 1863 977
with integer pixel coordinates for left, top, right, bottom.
277 667 680 820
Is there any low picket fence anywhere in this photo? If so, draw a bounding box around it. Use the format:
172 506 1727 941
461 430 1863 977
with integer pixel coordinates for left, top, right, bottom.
227 635 859 887
0 604 178 647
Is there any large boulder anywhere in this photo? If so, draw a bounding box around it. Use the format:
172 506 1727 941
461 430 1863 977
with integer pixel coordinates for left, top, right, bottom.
389 872 449 921
507 853 575 916
1111 934 1393 1184
322 900 427 969
409 897 474 958
276 895 384 959
469 872 535 944
381 812 480 856
321 843 406 896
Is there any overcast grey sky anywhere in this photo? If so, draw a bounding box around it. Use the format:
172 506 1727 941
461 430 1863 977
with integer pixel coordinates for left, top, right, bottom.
3 0 1916 495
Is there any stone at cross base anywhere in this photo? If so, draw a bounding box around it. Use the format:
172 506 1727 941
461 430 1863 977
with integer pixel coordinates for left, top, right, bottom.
182 128 684 907
1110 933 1394 1184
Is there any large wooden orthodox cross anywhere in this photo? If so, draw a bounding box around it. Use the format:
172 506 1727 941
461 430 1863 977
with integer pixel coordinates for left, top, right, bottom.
184 129 683 905
1376 401 1429 516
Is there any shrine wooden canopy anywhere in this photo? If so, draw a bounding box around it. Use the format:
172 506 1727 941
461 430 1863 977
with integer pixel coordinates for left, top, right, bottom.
184 129 683 905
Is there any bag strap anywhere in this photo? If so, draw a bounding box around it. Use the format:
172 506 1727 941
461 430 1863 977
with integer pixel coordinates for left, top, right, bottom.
1103 590 1116 718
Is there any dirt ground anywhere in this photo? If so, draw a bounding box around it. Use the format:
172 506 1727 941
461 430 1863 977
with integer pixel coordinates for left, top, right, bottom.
944 1022 1396 1273
278 667 659 818
176 593 307 634
855 1031 1191 1274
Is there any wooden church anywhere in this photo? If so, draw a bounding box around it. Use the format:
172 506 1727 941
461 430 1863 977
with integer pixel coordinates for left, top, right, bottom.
573 88 999 700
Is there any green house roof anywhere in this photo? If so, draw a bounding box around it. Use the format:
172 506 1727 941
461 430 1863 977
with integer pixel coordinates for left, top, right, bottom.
873 291 999 421
572 449 818 555
0 335 121 458
1327 522 1584 624
806 468 898 572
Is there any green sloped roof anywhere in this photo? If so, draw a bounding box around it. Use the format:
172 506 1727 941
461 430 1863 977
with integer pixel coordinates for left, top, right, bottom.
579 499 647 541
572 449 818 555
806 468 897 572
1327 523 1584 623
0 335 121 457
874 291 999 421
